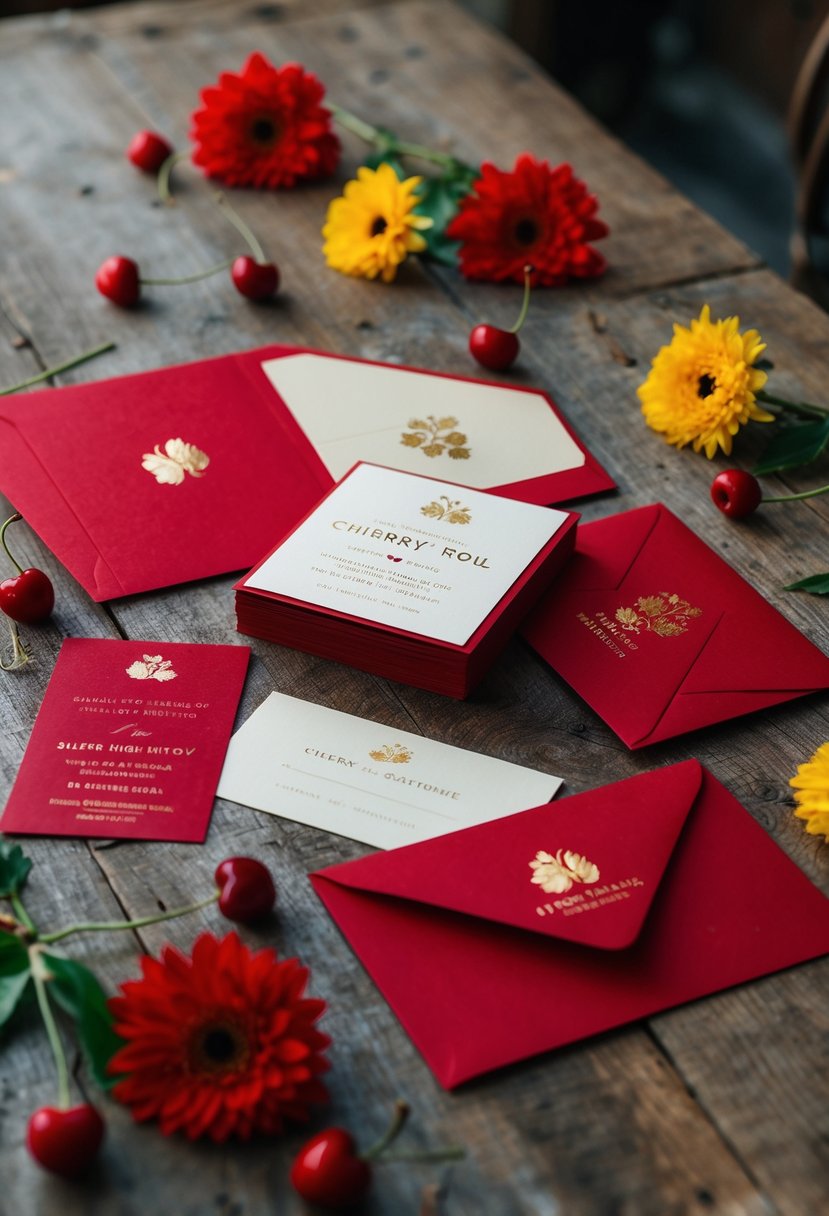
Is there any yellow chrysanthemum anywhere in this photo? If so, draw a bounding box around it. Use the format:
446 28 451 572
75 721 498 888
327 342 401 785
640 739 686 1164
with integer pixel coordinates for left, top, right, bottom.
322 163 432 283
637 304 774 459
790 741 829 842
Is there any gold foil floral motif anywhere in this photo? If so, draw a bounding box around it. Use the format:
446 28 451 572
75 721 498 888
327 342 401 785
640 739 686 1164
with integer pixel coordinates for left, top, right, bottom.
530 849 600 895
126 654 178 682
615 593 701 638
141 438 210 485
369 743 413 764
420 496 472 525
400 416 470 460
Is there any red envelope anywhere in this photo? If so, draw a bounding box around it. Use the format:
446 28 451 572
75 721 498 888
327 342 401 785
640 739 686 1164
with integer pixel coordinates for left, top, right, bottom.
311 761 829 1088
0 345 612 601
522 503 829 747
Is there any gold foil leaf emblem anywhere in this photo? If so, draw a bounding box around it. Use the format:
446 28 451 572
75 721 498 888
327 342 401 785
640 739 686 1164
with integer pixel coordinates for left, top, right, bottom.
530 849 600 895
401 416 470 460
420 496 472 525
126 654 178 682
615 592 701 637
141 438 210 485
369 743 413 764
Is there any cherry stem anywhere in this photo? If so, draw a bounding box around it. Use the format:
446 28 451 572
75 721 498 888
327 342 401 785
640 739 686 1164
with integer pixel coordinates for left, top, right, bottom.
508 264 534 335
0 617 30 672
329 101 472 174
30 947 71 1110
362 1099 410 1161
39 891 220 945
763 482 829 503
756 389 829 421
141 258 234 287
157 149 190 204
0 341 116 398
0 513 24 575
213 192 267 263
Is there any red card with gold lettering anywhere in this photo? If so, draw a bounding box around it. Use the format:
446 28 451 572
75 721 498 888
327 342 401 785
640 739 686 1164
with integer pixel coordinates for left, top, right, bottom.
521 503 829 747
311 761 829 1088
1 638 249 841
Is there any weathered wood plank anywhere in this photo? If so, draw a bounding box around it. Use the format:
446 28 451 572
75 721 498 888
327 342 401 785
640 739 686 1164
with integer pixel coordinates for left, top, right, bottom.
0 0 826 1213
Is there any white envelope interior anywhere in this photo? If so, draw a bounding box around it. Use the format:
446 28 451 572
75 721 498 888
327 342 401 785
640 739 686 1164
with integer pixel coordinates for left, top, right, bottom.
261 353 586 487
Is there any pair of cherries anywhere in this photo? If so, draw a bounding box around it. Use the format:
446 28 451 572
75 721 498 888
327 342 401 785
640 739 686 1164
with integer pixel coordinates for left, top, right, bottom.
95 131 279 308
26 857 276 1178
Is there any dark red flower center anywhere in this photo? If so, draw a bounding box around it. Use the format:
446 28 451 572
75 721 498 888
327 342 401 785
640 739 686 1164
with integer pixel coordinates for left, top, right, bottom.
513 217 539 246
698 374 716 398
249 116 280 147
188 1017 250 1075
370 216 388 237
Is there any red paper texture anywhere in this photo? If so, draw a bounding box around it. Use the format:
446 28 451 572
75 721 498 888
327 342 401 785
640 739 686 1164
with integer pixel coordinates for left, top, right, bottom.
1 638 249 842
311 761 829 1088
522 503 829 746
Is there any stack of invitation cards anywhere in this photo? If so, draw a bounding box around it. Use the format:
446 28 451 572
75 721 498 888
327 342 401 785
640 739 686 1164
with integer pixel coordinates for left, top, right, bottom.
235 463 577 698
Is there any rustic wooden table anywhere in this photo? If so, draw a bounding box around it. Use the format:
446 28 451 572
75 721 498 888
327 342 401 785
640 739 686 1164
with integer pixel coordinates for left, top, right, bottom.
1 1 827 1212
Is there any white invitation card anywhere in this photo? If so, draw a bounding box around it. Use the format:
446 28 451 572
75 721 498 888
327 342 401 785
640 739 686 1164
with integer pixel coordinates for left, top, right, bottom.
242 464 570 646
261 353 587 488
217 692 563 849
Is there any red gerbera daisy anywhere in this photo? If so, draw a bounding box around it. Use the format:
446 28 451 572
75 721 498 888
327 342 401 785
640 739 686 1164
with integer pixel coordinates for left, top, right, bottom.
189 52 340 188
447 153 609 285
108 932 330 1142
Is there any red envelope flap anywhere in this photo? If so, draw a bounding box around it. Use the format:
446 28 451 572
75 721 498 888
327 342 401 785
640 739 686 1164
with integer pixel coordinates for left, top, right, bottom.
546 503 660 591
312 760 703 951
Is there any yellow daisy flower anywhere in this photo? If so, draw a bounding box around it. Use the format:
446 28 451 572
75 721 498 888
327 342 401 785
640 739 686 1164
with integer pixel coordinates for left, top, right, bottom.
637 304 774 459
790 741 829 842
322 163 432 283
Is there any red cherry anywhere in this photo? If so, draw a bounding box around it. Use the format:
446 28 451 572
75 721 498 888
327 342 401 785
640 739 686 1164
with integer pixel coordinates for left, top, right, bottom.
214 856 276 923
231 256 279 301
290 1127 372 1209
0 569 54 624
126 130 173 174
711 469 763 519
95 256 140 307
469 324 520 371
27 1105 105 1177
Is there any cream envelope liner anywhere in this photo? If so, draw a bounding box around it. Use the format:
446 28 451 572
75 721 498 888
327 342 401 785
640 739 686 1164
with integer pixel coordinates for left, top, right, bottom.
261 353 586 487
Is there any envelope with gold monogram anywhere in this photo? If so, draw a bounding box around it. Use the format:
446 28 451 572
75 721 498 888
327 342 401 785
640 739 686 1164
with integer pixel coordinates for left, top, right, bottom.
310 761 829 1088
521 503 829 748
0 345 612 601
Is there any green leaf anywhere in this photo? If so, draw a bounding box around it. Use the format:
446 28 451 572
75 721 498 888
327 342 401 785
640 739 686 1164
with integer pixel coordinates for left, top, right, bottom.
0 933 31 1031
0 839 33 898
753 418 829 475
361 152 407 178
783 572 829 594
755 358 774 371
414 171 476 268
43 954 123 1089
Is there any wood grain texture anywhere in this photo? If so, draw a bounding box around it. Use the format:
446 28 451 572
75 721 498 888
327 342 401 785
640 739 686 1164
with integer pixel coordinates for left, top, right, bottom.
0 1 826 1213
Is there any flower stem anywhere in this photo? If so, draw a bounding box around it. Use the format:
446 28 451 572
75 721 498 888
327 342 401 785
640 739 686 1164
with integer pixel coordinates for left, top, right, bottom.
329 101 470 173
141 258 234 287
39 891 220 945
0 513 23 575
363 1099 410 1161
0 341 116 397
213 193 267 262
764 482 829 503
11 890 36 934
157 149 190 204
31 947 71 1110
508 265 534 334
756 390 829 421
